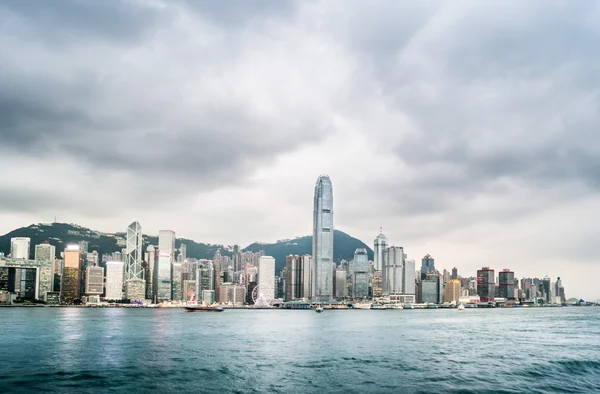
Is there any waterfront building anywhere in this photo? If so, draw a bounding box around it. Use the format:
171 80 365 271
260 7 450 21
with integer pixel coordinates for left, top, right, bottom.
62 244 82 304
352 248 369 299
443 269 450 283
541 276 551 303
157 230 175 301
313 175 334 302
85 266 104 296
554 277 566 304
145 245 157 301
421 254 435 279
382 247 416 303
443 279 461 303
10 237 30 259
477 267 495 302
498 269 515 300
373 229 388 272
172 262 182 301
125 221 145 300
0 257 54 301
258 256 275 301
105 261 124 300
196 260 215 304
419 274 443 303
335 268 347 299
284 255 313 301
34 243 56 263
372 270 383 298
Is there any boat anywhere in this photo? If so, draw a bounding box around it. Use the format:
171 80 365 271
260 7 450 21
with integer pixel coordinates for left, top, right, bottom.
457 304 465 311
315 306 324 313
185 305 224 312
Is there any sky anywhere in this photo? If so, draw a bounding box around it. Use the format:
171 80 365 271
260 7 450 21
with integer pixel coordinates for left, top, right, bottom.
1 1 599 299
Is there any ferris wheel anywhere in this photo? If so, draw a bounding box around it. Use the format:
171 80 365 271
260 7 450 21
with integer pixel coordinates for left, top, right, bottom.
252 284 274 307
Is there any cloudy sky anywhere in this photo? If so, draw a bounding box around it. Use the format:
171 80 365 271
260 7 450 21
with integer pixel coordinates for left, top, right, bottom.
1 1 599 298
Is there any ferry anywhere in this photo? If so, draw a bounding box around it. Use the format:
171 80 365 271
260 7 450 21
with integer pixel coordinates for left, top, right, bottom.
185 305 224 312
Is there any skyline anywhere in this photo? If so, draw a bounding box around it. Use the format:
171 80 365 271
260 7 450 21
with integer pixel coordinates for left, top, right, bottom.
1 1 599 300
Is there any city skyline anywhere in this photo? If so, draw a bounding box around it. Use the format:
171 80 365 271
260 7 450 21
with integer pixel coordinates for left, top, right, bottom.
1 1 599 300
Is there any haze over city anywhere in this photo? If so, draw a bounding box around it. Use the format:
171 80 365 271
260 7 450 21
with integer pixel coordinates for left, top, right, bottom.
1 1 599 299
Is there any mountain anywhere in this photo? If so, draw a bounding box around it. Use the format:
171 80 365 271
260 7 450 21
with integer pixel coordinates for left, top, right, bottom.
244 231 373 273
0 223 373 274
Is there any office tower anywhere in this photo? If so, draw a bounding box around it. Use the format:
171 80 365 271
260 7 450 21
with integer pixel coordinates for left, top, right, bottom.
196 260 215 304
180 243 187 261
451 267 458 280
125 221 145 300
382 247 416 303
62 244 82 304
313 175 334 302
352 248 369 299
157 230 175 301
105 261 124 300
34 243 56 263
554 277 566 304
85 266 104 295
498 269 515 299
258 256 275 302
443 279 461 303
372 270 383 298
443 269 450 283
421 254 435 279
477 267 495 302
541 276 551 303
335 268 347 298
284 255 313 301
145 245 157 301
373 229 388 271
10 237 30 259
172 262 182 301
419 273 443 303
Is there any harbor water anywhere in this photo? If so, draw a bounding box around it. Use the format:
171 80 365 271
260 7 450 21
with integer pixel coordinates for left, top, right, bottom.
1 307 599 393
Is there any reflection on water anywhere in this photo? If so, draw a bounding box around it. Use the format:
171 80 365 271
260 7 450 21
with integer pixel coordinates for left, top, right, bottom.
1 307 600 393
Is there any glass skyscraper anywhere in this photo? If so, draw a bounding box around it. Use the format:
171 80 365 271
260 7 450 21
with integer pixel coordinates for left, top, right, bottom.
373 230 387 272
312 175 334 302
157 230 175 301
125 221 145 300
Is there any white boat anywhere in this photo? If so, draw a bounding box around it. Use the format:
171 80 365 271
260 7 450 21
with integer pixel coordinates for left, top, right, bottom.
315 306 324 313
457 304 465 311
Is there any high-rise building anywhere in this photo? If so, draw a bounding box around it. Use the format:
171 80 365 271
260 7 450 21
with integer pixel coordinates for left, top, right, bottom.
541 276 551 303
62 244 82 304
85 266 104 295
196 260 215 304
451 267 458 280
372 270 383 298
258 256 275 302
443 279 461 303
420 274 443 304
172 262 182 301
477 267 495 302
180 243 187 261
421 254 435 279
34 243 56 263
498 269 515 300
335 268 347 299
145 245 157 301
157 230 175 301
351 248 369 299
10 237 30 259
313 175 334 302
373 229 388 272
105 261 124 300
382 247 416 303
283 255 313 301
125 221 145 300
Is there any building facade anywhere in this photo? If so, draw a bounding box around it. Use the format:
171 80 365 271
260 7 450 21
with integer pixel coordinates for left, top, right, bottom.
35 243 56 263
257 256 275 302
85 266 104 296
284 255 313 301
373 230 388 272
157 230 175 301
477 267 495 302
498 269 515 299
312 175 334 302
421 254 435 279
105 261 124 300
10 237 31 259
125 221 145 300
62 244 82 304
351 248 369 299
443 279 461 303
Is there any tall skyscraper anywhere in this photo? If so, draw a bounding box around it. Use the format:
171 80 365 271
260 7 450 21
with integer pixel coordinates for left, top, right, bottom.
421 254 435 279
146 245 157 301
196 260 215 304
258 256 275 302
35 243 56 263
283 255 313 301
62 244 82 304
313 175 334 302
10 237 30 259
477 267 495 302
352 248 369 299
157 230 175 301
498 269 515 300
125 221 145 300
373 229 387 271
382 247 416 303
105 261 124 300
180 243 187 261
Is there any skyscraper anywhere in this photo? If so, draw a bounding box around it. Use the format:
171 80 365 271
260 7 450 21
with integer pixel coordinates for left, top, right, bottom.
172 262 182 301
313 175 334 302
125 221 145 300
421 254 435 279
62 244 82 304
10 237 30 259
258 256 275 303
498 269 515 300
477 267 495 302
373 229 387 272
35 243 56 263
196 260 215 304
284 255 313 301
443 279 461 303
105 261 124 300
85 266 104 296
382 246 416 303
352 248 369 299
335 268 347 299
157 230 175 301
